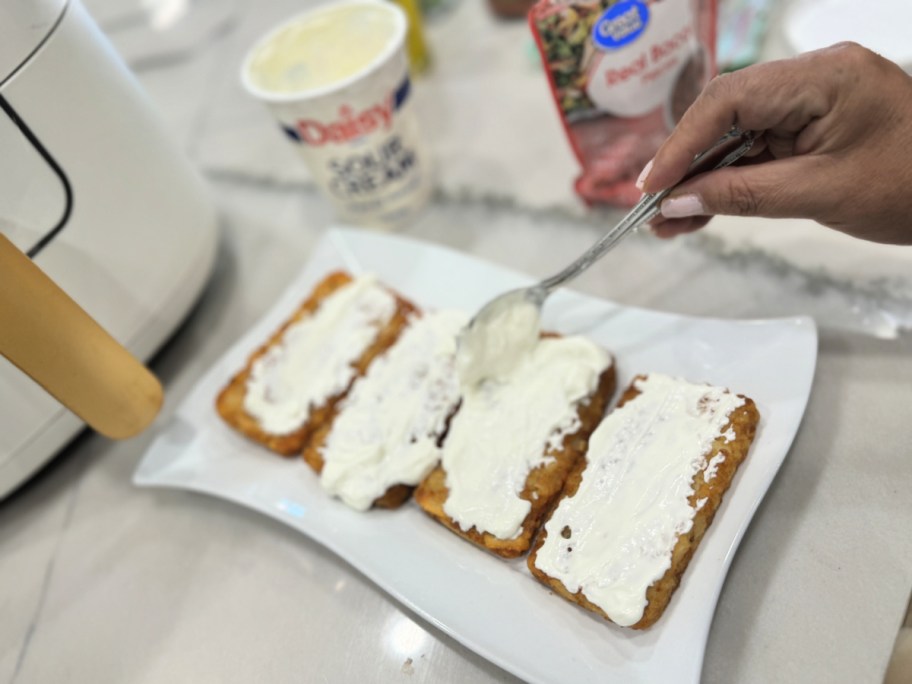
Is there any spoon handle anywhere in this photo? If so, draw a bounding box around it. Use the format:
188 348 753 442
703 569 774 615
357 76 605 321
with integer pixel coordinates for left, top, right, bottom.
538 129 756 294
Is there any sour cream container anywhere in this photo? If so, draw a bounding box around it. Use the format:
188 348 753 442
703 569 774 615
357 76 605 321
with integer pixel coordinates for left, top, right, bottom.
241 0 432 230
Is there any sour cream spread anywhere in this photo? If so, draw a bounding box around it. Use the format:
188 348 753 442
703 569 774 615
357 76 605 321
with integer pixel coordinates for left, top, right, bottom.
443 336 610 540
243 274 396 435
532 373 745 627
319 310 467 510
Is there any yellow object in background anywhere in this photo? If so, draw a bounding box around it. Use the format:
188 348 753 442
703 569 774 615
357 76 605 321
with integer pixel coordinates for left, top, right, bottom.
392 0 430 74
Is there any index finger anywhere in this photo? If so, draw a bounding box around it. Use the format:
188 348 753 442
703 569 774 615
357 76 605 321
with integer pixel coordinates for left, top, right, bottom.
641 50 835 193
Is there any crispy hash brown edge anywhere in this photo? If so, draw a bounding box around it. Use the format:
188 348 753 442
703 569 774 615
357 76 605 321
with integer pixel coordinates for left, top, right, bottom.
215 271 417 457
527 374 761 630
414 359 617 559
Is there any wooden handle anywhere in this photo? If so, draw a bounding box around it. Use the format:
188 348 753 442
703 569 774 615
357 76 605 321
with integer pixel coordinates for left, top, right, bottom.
0 234 163 439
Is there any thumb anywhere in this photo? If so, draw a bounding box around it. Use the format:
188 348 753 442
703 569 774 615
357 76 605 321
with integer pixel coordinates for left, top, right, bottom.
659 157 832 220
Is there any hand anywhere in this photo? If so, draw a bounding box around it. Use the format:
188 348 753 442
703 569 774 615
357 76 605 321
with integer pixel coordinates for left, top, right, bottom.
638 42 912 245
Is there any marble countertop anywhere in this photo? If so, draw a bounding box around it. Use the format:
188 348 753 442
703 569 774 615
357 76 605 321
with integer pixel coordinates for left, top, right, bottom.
2 1 912 683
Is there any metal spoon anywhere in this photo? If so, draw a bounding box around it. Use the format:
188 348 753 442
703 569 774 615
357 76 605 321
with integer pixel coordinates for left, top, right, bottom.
458 129 756 383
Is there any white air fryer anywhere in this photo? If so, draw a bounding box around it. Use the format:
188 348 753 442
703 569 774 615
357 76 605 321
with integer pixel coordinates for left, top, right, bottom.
0 0 218 497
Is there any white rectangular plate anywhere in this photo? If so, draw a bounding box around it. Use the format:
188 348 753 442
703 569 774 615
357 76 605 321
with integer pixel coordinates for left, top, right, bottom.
135 227 817 684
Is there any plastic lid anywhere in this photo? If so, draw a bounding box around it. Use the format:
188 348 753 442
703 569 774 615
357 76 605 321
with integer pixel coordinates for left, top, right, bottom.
0 0 68 85
786 0 912 72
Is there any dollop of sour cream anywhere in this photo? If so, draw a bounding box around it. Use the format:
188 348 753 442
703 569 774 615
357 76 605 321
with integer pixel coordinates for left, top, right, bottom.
456 295 541 387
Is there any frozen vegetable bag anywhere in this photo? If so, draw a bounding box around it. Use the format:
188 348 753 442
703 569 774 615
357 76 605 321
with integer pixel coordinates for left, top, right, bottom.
530 0 716 206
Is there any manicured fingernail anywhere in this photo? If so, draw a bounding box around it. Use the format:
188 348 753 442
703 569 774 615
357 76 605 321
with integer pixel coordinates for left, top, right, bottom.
635 159 653 191
661 194 704 218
